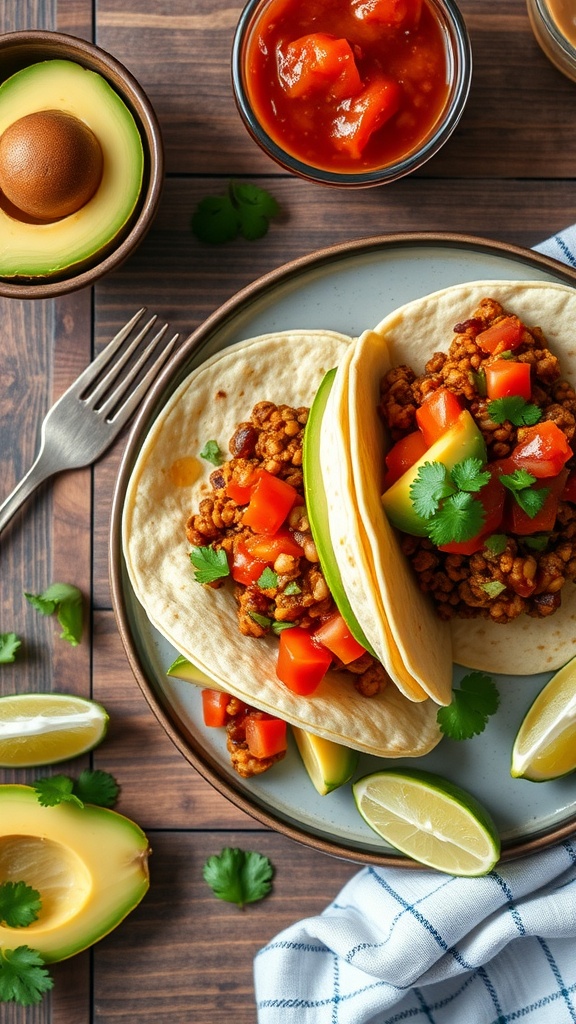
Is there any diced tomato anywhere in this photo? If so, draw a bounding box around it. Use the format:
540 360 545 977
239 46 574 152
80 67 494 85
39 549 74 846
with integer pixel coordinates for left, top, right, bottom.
384 430 427 488
562 472 576 504
485 360 531 401
245 528 304 562
331 75 403 159
476 316 524 355
201 689 231 728
312 611 366 665
276 626 332 695
510 421 573 478
242 471 299 534
245 713 287 759
279 34 362 101
352 0 423 29
225 476 258 505
505 469 569 535
231 540 268 586
415 387 463 447
437 469 506 554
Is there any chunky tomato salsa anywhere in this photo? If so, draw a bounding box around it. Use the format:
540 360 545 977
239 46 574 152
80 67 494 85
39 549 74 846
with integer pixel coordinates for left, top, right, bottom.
380 298 576 624
243 0 450 173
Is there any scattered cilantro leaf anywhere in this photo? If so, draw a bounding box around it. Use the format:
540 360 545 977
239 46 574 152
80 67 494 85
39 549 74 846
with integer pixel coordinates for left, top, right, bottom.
426 491 486 545
0 946 53 1006
199 440 223 466
192 181 279 244
451 457 491 493
283 581 301 595
249 611 273 629
272 621 297 634
486 396 542 426
189 546 230 585
73 769 120 809
500 468 537 491
0 633 21 664
471 369 487 397
0 882 41 929
480 580 507 598
524 533 550 551
410 462 455 519
257 567 278 589
203 847 274 908
437 672 500 740
33 775 83 809
500 470 548 518
24 583 83 647
484 533 508 554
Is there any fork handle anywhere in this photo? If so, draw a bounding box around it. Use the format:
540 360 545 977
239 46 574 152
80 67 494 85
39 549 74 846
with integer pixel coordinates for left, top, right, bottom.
0 448 54 535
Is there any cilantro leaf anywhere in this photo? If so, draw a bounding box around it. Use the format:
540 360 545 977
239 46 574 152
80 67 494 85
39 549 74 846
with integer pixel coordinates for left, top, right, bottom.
33 775 84 809
189 546 230 585
73 770 119 809
192 181 279 244
0 882 41 929
523 533 550 551
410 462 455 519
450 457 491 493
437 672 500 740
500 470 548 518
486 395 542 426
257 567 278 589
480 580 507 598
427 491 485 545
248 611 273 629
500 468 537 491
0 946 53 1006
283 581 301 595
199 440 223 466
203 847 274 907
272 621 297 634
484 533 508 554
0 633 21 664
24 583 83 646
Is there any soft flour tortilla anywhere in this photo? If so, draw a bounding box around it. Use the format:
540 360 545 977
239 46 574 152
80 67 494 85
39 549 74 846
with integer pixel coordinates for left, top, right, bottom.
122 331 442 757
354 280 576 676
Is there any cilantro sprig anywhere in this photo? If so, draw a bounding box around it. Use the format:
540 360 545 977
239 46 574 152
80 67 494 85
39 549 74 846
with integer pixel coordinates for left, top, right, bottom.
0 633 21 664
33 770 119 810
192 181 280 244
0 946 53 1006
189 546 230 585
0 882 41 929
486 395 542 427
500 469 549 517
437 672 500 740
410 457 491 545
199 440 224 466
24 583 83 647
203 847 274 908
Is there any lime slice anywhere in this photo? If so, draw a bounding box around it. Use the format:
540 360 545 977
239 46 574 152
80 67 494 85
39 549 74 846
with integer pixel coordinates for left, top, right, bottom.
511 657 576 781
0 693 109 767
353 768 500 875
292 726 359 795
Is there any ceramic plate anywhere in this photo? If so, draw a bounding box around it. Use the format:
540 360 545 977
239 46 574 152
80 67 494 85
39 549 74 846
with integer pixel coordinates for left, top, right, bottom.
111 233 576 866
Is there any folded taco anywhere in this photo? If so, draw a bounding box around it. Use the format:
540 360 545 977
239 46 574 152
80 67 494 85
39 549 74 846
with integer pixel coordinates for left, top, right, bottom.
348 280 576 676
122 330 443 763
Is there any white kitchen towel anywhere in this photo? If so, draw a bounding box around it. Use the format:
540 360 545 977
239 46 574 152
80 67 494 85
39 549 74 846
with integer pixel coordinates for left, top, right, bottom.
254 227 576 1024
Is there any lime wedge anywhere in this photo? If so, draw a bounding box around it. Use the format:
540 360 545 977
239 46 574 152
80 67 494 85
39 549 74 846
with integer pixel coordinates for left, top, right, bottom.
511 657 576 781
353 768 500 875
0 693 109 767
292 726 359 795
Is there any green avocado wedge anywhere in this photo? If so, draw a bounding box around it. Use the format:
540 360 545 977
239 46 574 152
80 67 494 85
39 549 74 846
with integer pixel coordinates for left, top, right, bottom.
303 369 374 655
166 654 220 687
292 727 359 795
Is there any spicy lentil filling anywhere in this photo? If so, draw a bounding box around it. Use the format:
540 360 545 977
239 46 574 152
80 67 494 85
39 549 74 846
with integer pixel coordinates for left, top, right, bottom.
379 297 576 624
185 400 387 697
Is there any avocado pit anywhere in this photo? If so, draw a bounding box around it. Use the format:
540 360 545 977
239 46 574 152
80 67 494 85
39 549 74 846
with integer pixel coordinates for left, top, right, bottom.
0 109 103 222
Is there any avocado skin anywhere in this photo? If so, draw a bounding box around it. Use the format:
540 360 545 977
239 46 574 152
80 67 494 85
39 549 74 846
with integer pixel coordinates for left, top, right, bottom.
381 410 487 535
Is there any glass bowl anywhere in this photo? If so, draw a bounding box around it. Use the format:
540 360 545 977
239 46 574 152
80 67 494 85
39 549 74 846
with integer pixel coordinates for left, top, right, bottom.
526 0 576 82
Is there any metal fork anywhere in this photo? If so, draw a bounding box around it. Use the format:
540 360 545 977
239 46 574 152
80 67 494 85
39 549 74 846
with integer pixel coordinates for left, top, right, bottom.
0 308 179 535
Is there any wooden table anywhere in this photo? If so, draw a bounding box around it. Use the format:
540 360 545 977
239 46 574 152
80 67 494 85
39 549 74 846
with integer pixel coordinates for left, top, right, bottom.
1 0 575 1020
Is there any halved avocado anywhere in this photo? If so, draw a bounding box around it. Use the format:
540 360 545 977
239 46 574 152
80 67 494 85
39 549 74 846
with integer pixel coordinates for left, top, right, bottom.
0 59 144 279
0 785 150 962
381 409 487 536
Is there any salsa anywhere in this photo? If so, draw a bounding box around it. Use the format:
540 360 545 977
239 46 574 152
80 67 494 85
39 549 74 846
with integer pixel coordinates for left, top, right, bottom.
242 0 450 173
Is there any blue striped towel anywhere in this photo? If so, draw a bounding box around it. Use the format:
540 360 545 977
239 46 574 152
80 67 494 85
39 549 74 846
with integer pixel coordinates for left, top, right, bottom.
254 228 576 1024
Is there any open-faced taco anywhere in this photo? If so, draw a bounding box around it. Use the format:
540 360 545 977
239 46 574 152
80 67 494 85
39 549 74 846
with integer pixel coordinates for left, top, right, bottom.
348 280 576 676
122 330 443 763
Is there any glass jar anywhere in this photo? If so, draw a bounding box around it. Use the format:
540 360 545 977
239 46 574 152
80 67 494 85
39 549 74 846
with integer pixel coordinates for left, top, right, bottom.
527 0 576 82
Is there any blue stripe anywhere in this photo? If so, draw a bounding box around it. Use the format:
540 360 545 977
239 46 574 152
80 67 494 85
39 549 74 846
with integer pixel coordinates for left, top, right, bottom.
537 936 576 1023
490 871 526 936
552 234 576 267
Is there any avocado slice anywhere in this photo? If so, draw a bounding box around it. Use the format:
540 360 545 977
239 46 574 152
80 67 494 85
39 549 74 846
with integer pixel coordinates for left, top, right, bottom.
292 727 359 795
303 368 374 654
166 654 220 687
0 60 144 279
0 784 149 962
381 409 487 536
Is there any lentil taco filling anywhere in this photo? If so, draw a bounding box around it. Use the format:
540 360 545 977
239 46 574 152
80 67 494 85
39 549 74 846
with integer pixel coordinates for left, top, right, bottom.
379 296 576 624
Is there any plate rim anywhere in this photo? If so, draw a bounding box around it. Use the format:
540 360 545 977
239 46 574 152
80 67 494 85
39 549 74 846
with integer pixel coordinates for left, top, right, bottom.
110 230 576 868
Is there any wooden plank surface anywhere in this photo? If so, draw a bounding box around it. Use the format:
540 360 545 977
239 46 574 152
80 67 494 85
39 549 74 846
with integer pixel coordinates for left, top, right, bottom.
1 0 576 1020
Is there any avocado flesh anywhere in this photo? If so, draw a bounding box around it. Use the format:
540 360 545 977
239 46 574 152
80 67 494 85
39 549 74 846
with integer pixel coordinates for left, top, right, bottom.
303 368 374 654
292 727 359 795
0 784 149 962
0 60 144 279
166 654 219 687
381 410 487 536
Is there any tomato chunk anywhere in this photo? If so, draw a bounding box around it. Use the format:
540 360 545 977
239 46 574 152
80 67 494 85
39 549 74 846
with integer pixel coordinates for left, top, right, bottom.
201 689 231 728
510 421 573 478
384 430 427 488
476 316 524 355
231 540 268 586
245 528 304 562
276 626 332 695
505 469 568 535
331 75 402 158
438 469 505 554
485 360 531 401
415 387 463 447
312 611 366 665
562 472 576 504
245 713 287 759
242 471 299 534
352 0 422 27
279 34 362 101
